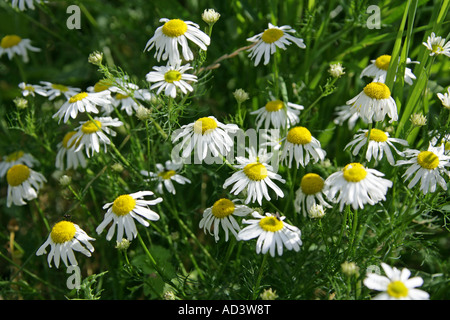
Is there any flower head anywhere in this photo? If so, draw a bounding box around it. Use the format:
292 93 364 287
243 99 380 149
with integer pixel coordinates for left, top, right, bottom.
251 98 304 130
39 81 81 101
55 131 87 171
423 32 450 57
6 164 46 207
328 62 345 78
0 34 40 62
202 9 220 25
294 173 331 217
360 54 418 85
18 82 47 97
141 160 191 195
0 151 38 178
437 87 450 109
146 62 197 98
11 0 43 11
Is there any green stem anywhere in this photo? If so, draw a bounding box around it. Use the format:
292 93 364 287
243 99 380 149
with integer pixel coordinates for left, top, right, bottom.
252 253 269 300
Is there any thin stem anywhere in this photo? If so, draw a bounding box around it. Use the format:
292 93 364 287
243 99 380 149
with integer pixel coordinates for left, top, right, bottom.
252 253 269 300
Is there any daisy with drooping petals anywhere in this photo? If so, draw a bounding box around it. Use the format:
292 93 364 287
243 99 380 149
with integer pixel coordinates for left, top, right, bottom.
141 160 191 195
396 143 450 195
437 87 450 109
199 198 253 242
364 263 429 300
0 35 40 63
36 220 95 269
280 126 326 168
344 128 408 165
172 116 239 161
346 82 398 123
333 105 365 130
11 0 44 11
251 98 304 130
294 173 332 217
223 148 285 205
146 62 197 98
69 117 123 157
39 81 81 101
113 88 154 116
55 131 87 171
6 164 46 207
96 191 162 242
18 82 47 97
52 90 112 123
144 18 210 65
325 162 392 211
0 151 38 178
360 54 418 85
247 23 306 66
237 212 302 257
423 32 450 57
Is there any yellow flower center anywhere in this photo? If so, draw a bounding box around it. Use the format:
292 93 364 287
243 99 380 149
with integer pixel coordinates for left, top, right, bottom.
24 85 35 92
387 280 409 299
158 170 176 180
69 92 88 103
365 128 388 142
264 100 284 112
300 173 324 195
164 70 182 83
62 131 79 149
431 44 443 54
261 28 284 44
162 19 188 37
6 151 24 162
81 120 102 134
51 83 69 92
93 79 113 92
417 151 439 169
342 163 367 182
287 126 312 145
259 216 284 232
115 93 129 100
211 198 235 218
243 162 268 181
193 117 218 134
363 82 391 100
6 164 30 187
50 221 77 244
112 194 136 216
1 35 22 48
374 54 391 71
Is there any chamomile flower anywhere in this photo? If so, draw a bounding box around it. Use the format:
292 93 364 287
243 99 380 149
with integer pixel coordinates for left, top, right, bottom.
280 126 326 168
11 0 43 11
423 32 450 57
18 82 47 97
144 18 210 65
237 212 302 257
0 151 38 178
96 191 162 242
55 131 87 171
251 99 304 130
141 160 191 195
36 220 95 269
112 88 154 116
325 162 392 211
52 90 112 123
39 81 81 101
344 128 409 165
172 116 239 161
6 164 46 207
146 62 197 98
0 35 40 63
346 82 398 123
360 55 418 85
69 117 123 157
333 105 365 130
396 143 450 195
294 173 331 217
437 87 450 109
247 23 306 66
223 148 285 205
199 198 253 242
363 263 429 300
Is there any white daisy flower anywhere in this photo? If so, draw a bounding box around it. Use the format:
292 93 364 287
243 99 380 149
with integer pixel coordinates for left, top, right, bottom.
333 105 365 130
11 0 44 11
396 143 450 195
96 191 162 242
144 18 210 65
431 133 450 155
364 263 429 300
237 212 302 257
172 116 239 161
39 81 81 101
86 78 119 94
6 164 46 207
223 148 285 205
344 128 409 165
251 99 304 130
55 131 87 171
325 162 392 211
140 160 191 195
247 23 306 66
422 32 450 57
280 126 326 168
437 87 450 109
52 90 112 123
199 198 253 242
146 62 197 98
0 150 38 178
0 34 40 63
18 82 47 97
294 173 332 217
112 88 154 116
346 82 398 123
36 220 95 269
360 54 418 85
